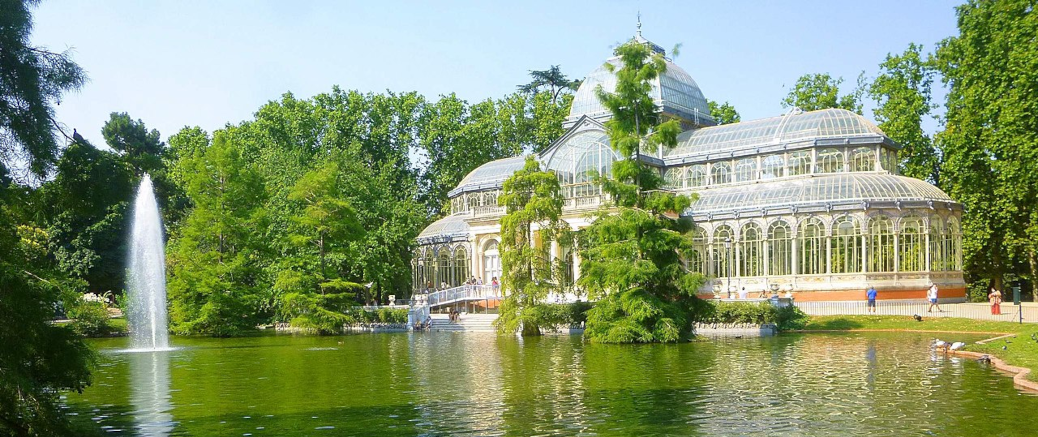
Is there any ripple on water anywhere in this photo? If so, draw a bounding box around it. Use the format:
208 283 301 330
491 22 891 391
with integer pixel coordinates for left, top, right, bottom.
63 332 1038 436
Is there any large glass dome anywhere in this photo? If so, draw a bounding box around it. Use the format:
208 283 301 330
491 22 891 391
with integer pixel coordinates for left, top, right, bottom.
566 58 713 127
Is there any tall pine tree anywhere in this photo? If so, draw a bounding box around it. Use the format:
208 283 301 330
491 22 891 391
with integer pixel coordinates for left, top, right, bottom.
578 41 706 343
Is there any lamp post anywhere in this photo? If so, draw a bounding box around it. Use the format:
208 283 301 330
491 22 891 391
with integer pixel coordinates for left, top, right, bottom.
724 237 732 299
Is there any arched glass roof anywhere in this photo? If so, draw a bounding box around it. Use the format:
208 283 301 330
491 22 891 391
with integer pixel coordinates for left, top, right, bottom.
417 213 470 244
667 108 886 159
567 59 711 125
685 173 953 216
543 130 618 184
447 156 527 197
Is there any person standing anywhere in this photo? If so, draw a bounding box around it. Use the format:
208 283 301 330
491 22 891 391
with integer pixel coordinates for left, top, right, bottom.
927 283 941 312
866 285 878 313
988 287 1002 315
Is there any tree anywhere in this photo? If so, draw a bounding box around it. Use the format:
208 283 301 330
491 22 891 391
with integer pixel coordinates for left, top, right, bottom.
0 2 93 434
869 44 940 184
517 65 582 105
707 100 741 125
578 40 706 343
0 0 86 181
529 91 572 153
102 112 163 174
935 0 1038 298
41 138 133 294
495 156 568 336
782 73 865 114
167 131 268 336
286 159 363 292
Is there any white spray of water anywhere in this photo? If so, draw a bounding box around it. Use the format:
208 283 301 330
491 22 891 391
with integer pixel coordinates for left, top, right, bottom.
127 175 169 350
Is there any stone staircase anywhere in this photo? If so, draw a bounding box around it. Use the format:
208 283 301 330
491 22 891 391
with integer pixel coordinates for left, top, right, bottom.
429 313 499 332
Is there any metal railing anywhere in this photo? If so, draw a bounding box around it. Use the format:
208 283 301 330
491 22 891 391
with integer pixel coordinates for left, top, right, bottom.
407 285 502 328
423 284 502 308
794 300 1037 323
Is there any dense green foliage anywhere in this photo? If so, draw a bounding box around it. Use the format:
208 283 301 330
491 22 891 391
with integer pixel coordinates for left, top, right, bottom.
578 40 707 343
781 72 865 114
707 100 740 125
868 44 940 184
0 2 93 434
696 301 808 331
934 0 1038 299
495 157 568 335
161 84 572 335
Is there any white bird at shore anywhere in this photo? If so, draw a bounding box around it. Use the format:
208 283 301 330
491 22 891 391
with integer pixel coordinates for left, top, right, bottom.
933 339 947 349
950 342 965 351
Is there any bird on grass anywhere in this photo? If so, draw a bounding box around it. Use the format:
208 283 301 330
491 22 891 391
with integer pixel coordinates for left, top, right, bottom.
913 314 923 322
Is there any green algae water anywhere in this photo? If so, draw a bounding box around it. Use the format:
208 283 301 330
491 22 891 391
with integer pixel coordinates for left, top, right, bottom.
68 332 1037 436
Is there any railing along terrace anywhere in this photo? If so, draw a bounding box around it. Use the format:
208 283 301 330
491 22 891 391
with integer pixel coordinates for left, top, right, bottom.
423 284 502 308
794 299 1037 323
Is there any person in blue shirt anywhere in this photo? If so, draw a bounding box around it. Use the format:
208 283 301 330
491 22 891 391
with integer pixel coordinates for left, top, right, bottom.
866 286 878 313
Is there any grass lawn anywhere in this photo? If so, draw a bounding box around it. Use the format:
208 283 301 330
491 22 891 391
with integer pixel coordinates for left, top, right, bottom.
800 315 1038 382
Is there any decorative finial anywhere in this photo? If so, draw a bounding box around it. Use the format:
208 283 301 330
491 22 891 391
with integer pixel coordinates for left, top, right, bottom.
636 11 642 36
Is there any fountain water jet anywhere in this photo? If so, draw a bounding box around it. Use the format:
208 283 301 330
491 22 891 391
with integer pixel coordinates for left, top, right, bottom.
127 175 170 351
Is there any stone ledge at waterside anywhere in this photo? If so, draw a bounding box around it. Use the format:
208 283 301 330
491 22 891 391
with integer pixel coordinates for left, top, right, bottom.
272 322 410 334
694 323 778 337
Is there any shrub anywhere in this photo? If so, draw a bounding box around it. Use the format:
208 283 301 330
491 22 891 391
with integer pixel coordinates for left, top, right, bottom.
67 301 111 337
696 300 807 331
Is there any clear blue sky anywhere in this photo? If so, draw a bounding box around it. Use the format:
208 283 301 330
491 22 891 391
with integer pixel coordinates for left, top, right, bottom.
31 1 961 148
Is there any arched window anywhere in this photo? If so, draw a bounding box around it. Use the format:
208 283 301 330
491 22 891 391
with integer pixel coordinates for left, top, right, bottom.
558 245 574 288
788 150 812 176
816 148 844 174
711 162 732 185
949 217 962 271
467 193 480 209
735 158 756 183
899 216 925 272
664 167 684 189
687 164 707 187
423 249 436 289
929 218 946 271
868 216 895 273
544 130 617 198
832 217 862 274
740 223 764 277
713 225 734 280
455 246 470 287
850 147 876 172
687 226 707 275
769 221 792 276
761 154 784 179
798 218 826 274
412 254 422 292
438 250 452 288
483 240 501 283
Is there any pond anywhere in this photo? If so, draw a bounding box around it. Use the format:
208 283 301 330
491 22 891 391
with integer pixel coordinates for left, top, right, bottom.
68 332 1036 436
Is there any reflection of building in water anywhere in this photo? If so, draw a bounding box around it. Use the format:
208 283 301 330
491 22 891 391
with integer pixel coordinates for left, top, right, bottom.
408 334 506 434
128 351 174 437
414 29 964 302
